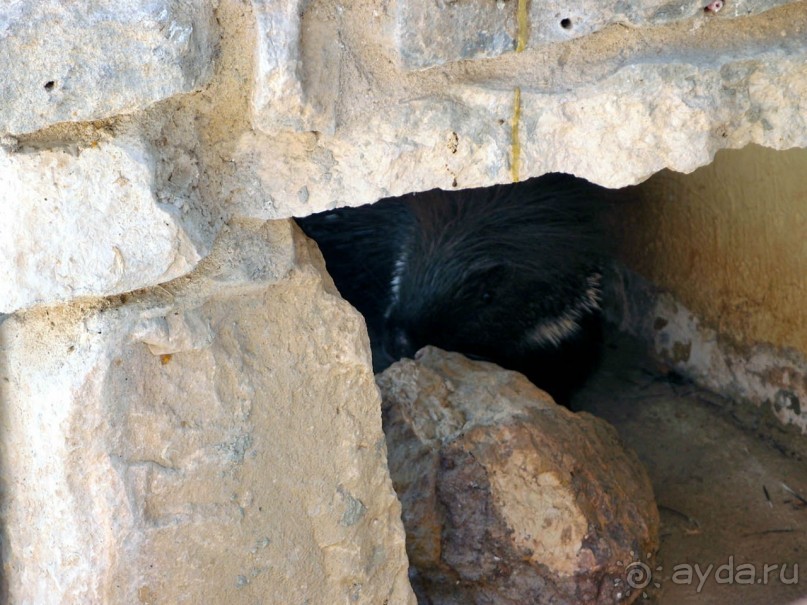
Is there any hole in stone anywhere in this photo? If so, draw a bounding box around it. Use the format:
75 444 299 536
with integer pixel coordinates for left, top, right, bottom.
297 173 608 405
44 81 55 91
704 0 724 13
560 18 573 30
296 148 806 604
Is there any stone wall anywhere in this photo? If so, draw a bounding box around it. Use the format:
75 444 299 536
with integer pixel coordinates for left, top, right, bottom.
612 145 807 433
1 0 806 602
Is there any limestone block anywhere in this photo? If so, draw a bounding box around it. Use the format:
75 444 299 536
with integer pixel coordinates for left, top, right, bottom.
229 3 807 218
0 137 215 313
0 220 415 605
251 0 340 134
378 347 660 605
0 0 216 135
396 0 797 69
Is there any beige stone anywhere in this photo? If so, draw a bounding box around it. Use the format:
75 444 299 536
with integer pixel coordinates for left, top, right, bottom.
251 0 340 134
378 347 660 605
1 0 806 600
0 0 216 136
618 146 807 359
396 0 797 69
0 137 214 314
227 2 807 218
0 220 415 605
606 146 807 432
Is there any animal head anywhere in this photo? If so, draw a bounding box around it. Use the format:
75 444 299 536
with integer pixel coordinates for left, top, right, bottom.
382 175 606 364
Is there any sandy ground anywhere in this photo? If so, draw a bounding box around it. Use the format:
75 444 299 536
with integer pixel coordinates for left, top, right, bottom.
574 332 807 605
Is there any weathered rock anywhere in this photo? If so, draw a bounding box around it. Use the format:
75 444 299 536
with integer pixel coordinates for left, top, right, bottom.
396 0 797 70
0 220 415 605
606 264 807 433
230 1 807 217
378 347 659 605
251 0 341 134
0 0 217 135
0 0 805 600
0 137 214 314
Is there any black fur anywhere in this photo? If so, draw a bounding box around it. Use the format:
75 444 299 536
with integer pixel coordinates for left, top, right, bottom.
296 173 610 403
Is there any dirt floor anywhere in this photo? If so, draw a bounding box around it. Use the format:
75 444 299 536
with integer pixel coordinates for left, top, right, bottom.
573 333 807 605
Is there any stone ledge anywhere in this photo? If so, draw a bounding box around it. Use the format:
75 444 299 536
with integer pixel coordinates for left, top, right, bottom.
0 0 217 136
396 0 798 70
0 137 214 314
228 50 807 218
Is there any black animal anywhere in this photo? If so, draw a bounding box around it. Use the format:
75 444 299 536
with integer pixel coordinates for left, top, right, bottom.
296 173 610 403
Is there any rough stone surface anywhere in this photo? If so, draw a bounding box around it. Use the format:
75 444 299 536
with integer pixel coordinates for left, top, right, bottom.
606 265 807 433
378 347 660 605
0 0 806 599
618 146 807 359
251 0 340 134
0 0 217 136
230 1 807 217
396 0 797 70
0 136 214 313
0 221 415 605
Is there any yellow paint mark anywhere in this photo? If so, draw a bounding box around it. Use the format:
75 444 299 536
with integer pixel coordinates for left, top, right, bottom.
160 354 173 365
511 0 528 182
511 87 521 183
516 0 529 52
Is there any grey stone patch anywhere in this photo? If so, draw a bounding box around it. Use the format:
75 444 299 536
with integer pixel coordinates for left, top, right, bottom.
216 434 254 464
774 390 802 418
0 0 217 135
250 536 271 553
132 310 215 356
338 485 368 527
396 0 517 70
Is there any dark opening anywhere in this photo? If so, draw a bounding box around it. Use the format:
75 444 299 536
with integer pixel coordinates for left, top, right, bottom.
296 157 807 605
